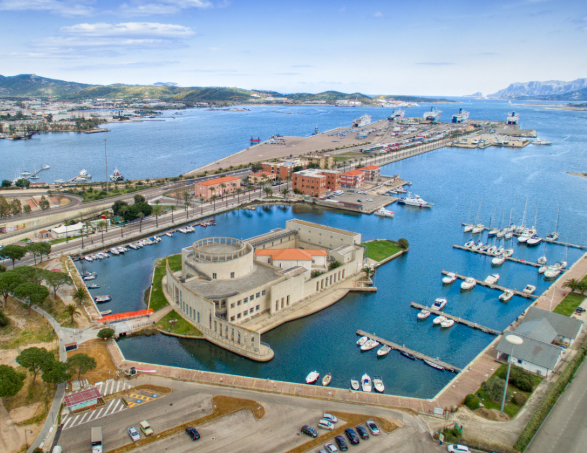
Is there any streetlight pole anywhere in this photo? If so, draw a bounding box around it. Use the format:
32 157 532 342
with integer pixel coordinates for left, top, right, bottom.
104 138 108 196
501 334 524 413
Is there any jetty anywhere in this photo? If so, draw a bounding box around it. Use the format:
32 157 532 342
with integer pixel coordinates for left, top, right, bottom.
355 330 461 373
453 245 541 268
22 166 49 181
410 302 501 335
441 270 538 299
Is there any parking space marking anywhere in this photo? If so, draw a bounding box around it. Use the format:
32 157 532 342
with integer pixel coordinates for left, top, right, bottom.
63 398 127 430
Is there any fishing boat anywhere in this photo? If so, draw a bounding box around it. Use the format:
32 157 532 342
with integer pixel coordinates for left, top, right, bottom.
424 360 444 371
305 371 320 384
83 275 96 281
523 285 536 295
87 284 100 289
442 272 457 284
361 339 380 351
499 290 514 302
84 256 93 262
356 336 369 346
417 309 431 320
484 274 500 285
433 315 447 325
350 378 360 391
440 318 455 328
432 298 447 310
400 351 416 360
492 256 505 266
322 373 332 386
461 277 476 290
373 376 385 393
361 373 372 392
377 345 392 357
546 202 560 242
94 295 112 303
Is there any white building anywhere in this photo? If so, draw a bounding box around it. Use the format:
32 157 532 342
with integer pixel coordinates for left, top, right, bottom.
50 222 85 239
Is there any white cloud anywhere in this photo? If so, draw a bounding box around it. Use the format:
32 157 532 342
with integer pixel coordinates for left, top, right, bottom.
60 22 195 38
0 0 93 16
339 6 345 13
117 0 214 15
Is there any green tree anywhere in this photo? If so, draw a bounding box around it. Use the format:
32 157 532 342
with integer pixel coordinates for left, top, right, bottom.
38 195 50 210
137 212 145 233
23 204 31 214
0 245 27 268
71 287 89 306
0 265 5 273
482 377 506 401
0 365 25 398
15 178 30 189
64 304 81 325
263 187 272 198
40 358 70 385
362 266 375 280
0 196 11 218
10 199 22 216
281 188 289 199
236 188 243 203
42 271 72 298
211 195 218 210
328 260 342 270
16 347 52 384
0 309 9 328
97 220 107 243
97 328 115 340
26 243 45 265
464 394 481 410
67 353 97 380
11 266 44 284
0 271 23 307
1 180 12 188
37 242 51 262
563 278 581 293
134 194 146 204
14 282 49 314
397 238 409 249
311 270 324 279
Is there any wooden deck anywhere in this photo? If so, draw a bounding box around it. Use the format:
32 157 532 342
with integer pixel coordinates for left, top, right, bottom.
355 329 461 373
453 244 541 267
441 270 538 299
410 302 501 335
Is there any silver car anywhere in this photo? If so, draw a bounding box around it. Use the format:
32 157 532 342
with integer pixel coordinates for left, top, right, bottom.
128 426 140 442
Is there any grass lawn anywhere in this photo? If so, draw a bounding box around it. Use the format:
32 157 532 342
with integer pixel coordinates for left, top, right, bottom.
156 310 202 337
149 254 182 311
554 292 585 316
0 297 57 349
362 240 403 262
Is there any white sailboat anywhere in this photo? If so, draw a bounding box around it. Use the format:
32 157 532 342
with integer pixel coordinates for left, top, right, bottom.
471 200 484 234
546 202 560 242
464 200 473 233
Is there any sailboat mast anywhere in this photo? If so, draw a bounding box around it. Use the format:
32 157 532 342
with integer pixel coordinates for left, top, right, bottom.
554 202 560 233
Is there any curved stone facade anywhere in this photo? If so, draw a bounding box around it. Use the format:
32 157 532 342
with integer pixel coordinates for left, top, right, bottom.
188 237 254 280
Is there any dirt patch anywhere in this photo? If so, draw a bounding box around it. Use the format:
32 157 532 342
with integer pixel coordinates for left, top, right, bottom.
8 403 43 424
134 384 172 395
66 339 117 384
0 297 57 350
474 408 511 421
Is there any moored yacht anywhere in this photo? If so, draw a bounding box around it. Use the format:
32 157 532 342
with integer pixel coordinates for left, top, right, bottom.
433 315 447 325
398 193 433 208
492 256 505 266
461 277 476 290
377 345 392 357
417 309 431 320
361 373 372 392
523 285 536 295
499 290 514 302
484 274 500 285
442 272 457 284
361 339 380 351
544 268 561 279
431 298 447 310
472 224 485 234
527 236 542 246
306 371 320 384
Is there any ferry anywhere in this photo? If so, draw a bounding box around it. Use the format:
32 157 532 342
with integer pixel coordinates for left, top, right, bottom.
398 193 433 208
388 110 405 121
110 168 124 182
352 114 371 128
507 111 519 125
423 107 441 121
452 108 470 123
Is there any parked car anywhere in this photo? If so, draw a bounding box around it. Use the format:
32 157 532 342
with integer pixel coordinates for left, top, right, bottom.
334 435 348 451
344 428 360 445
318 419 335 430
128 427 140 442
139 420 153 437
301 425 318 438
185 427 200 441
322 413 338 423
447 445 470 453
325 443 338 452
356 425 369 439
366 420 380 435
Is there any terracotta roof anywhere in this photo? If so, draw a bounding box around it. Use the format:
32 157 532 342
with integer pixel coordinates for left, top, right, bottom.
64 388 101 406
255 249 277 255
196 176 240 187
250 171 273 177
342 170 364 176
360 165 380 170
255 248 328 261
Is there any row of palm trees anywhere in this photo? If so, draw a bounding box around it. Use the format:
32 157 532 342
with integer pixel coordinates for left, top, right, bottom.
562 278 587 295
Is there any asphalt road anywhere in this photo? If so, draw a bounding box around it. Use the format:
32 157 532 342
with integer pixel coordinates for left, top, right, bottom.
526 359 587 453
57 376 444 453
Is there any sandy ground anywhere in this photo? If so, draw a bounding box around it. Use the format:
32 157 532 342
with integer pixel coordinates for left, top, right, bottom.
66 339 118 384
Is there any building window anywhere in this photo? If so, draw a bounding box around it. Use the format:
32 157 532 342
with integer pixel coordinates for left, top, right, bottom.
243 297 247 303
316 282 319 291
231 303 235 308
256 292 260 299
212 273 217 279
231 272 235 279
275 301 279 311
287 295 290 305
256 305 260 311
237 313 241 319
231 316 235 321
262 290 266 296
250 294 254 300
237 300 241 306
244 310 248 316
197 312 200 323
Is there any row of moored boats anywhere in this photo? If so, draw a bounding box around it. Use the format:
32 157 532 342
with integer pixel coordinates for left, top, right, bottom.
305 370 386 393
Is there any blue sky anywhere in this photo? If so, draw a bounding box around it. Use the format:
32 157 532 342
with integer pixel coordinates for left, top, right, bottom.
0 0 585 96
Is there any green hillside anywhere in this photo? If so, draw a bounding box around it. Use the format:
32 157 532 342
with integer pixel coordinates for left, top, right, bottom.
0 74 91 97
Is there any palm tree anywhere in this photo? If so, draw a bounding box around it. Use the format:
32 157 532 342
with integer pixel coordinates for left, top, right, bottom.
563 278 581 293
282 188 289 199
220 183 226 200
199 197 205 215
97 220 107 244
211 195 218 211
362 266 375 280
152 205 162 228
264 187 272 198
65 304 81 324
184 201 190 219
137 212 144 232
236 188 242 203
71 287 88 306
247 184 253 200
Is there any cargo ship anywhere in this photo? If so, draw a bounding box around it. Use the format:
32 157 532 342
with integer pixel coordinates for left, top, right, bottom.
388 110 405 121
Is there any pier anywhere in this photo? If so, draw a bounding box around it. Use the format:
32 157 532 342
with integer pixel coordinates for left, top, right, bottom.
355 330 461 373
410 302 501 335
22 166 49 180
441 270 538 299
453 244 541 267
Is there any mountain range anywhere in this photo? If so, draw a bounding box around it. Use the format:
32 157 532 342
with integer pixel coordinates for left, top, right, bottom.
488 78 587 101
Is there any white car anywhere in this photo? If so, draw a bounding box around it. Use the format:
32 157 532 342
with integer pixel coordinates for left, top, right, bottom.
447 445 470 453
322 413 338 423
128 426 140 442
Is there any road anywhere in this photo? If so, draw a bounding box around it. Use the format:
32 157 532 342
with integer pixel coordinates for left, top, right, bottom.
526 359 587 453
57 376 444 453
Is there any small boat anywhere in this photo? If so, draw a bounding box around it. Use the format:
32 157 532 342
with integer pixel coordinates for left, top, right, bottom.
322 373 332 386
94 295 112 303
87 284 100 289
377 345 392 357
442 272 457 284
361 373 372 392
487 246 498 255
554 260 567 269
83 275 96 281
350 378 360 391
431 298 447 310
538 266 548 274
480 244 491 252
356 336 369 346
305 371 320 384
128 243 138 250
110 248 119 255
488 228 499 237
84 256 93 262
400 351 416 360
374 207 394 218
545 232 559 242
496 246 504 255
361 339 380 351
373 376 385 393
499 290 514 302
166 232 173 237
533 138 552 145
505 231 513 240
484 274 500 285
503 249 514 257
527 236 542 246
523 285 536 295
464 240 475 249
433 315 447 325
518 231 532 244
440 318 455 328
417 309 431 320
496 230 506 238
461 277 476 290
116 247 126 253
424 360 444 371
99 310 112 316
464 224 474 233
538 256 547 266
492 256 505 266
544 268 561 279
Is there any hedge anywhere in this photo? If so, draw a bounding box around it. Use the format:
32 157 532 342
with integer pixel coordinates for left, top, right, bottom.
514 338 587 451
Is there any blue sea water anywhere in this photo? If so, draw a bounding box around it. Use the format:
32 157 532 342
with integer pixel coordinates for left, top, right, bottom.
58 100 587 398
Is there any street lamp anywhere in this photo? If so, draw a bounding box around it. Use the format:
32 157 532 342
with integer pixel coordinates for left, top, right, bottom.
24 429 33 448
501 334 523 413
104 139 108 196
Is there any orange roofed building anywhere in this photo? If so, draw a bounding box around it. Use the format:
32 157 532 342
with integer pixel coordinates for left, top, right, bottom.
358 165 381 181
194 175 241 199
340 169 365 188
255 248 328 271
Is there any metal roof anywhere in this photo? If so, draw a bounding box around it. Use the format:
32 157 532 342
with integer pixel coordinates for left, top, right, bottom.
64 387 101 406
496 332 563 371
515 318 557 344
523 307 583 340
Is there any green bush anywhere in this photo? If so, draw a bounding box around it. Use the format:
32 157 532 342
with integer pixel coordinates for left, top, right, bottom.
483 378 506 401
464 394 481 410
0 310 9 328
499 365 535 392
512 392 527 406
515 375 534 392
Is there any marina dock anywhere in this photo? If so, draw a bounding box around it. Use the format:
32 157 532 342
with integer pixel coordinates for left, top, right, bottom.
410 302 501 335
355 330 461 373
441 270 538 299
453 244 541 267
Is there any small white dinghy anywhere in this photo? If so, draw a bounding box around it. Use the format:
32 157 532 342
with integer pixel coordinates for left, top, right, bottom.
350 378 360 391
377 345 392 357
361 373 372 392
538 266 548 274
442 273 457 284
433 315 447 325
440 318 455 329
484 274 500 285
356 336 368 346
417 309 431 320
373 376 385 393
461 277 476 290
499 290 514 302
306 371 320 384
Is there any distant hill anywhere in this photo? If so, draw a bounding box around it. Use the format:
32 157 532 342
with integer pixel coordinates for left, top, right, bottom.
373 94 454 103
152 82 177 87
0 74 91 97
463 92 483 98
489 78 587 100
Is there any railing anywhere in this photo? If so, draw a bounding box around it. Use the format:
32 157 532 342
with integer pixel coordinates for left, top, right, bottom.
248 230 297 247
191 237 252 262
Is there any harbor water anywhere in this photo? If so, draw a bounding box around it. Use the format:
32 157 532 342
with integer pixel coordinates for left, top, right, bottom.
72 100 587 397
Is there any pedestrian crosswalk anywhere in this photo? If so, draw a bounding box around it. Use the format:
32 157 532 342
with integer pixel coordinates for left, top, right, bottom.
62 398 126 430
95 379 133 396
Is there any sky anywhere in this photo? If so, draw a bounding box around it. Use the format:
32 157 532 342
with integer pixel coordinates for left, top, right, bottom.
0 0 586 96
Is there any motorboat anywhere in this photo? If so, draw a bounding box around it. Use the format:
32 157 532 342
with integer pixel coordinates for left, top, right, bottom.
504 231 514 240
81 271 97 277
361 373 372 392
472 224 485 234
417 309 431 320
496 230 506 238
518 231 533 244
527 236 542 246
545 232 559 242
492 256 505 266
400 351 416 360
499 290 514 302
87 284 100 289
433 315 447 325
128 244 138 250
94 295 112 303
84 256 93 262
350 378 360 391
374 207 394 218
554 260 567 269
306 371 320 384
322 373 332 386
424 360 444 371
440 318 455 328
442 272 457 284
484 274 500 285
538 256 547 265
373 376 385 393
377 345 392 357
533 138 552 145
116 247 125 254
464 240 475 249
356 336 369 346
398 193 433 208
538 266 548 274
361 339 380 351
83 275 96 281
487 246 498 255
480 244 491 252
99 310 112 316
488 228 499 237
523 285 536 295
464 224 474 233
461 277 476 290
166 232 173 237
503 249 514 257
431 298 447 310
544 268 561 279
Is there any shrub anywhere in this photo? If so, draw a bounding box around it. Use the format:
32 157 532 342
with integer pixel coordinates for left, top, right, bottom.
515 375 534 392
397 238 409 249
464 394 481 410
483 378 506 401
499 365 535 392
512 392 527 406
